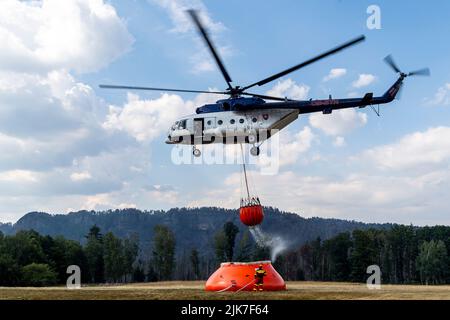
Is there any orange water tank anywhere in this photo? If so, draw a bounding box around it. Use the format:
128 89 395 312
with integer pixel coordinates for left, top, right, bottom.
239 205 264 226
205 261 286 292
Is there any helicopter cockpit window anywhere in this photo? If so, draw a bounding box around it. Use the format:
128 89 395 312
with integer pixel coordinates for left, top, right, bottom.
179 119 187 129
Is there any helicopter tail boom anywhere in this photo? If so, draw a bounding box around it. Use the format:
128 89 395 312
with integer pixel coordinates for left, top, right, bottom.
251 75 405 115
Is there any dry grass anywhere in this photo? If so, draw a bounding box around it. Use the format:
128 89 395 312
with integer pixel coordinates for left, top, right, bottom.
0 281 449 300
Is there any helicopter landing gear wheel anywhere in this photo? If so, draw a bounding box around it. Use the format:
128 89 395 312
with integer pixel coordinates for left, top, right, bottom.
248 134 257 144
193 146 201 157
250 146 260 157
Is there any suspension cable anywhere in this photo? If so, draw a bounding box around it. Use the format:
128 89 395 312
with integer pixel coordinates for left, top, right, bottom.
240 143 250 200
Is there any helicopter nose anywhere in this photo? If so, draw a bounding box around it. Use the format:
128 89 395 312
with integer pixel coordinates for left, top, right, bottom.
165 135 176 144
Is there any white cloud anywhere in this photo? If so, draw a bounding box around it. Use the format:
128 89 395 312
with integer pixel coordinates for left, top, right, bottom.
347 91 359 98
0 144 154 199
0 70 104 138
0 0 134 74
151 0 224 34
278 126 315 166
323 68 347 82
0 1 200 223
0 170 39 183
0 68 142 175
81 193 114 211
426 83 450 106
101 86 226 144
189 45 233 75
70 171 92 182
333 136 346 147
266 79 310 100
117 202 137 209
254 126 315 171
188 165 450 225
75 178 181 212
0 0 149 222
352 74 376 88
192 88 227 105
151 0 230 74
361 126 450 171
103 92 193 142
148 189 180 205
309 108 367 136
0 70 193 221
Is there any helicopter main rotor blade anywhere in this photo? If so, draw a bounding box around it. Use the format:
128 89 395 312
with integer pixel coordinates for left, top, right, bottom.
99 84 227 95
240 35 365 92
187 9 233 90
241 92 295 101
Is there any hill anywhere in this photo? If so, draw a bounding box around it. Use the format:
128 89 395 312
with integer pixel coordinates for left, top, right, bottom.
0 207 392 255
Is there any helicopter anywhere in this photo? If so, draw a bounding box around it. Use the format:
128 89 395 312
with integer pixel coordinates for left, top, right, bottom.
100 10 429 157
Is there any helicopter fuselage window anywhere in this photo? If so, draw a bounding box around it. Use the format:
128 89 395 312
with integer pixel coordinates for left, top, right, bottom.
239 118 244 124
252 117 257 123
207 120 212 126
218 120 223 125
230 119 235 124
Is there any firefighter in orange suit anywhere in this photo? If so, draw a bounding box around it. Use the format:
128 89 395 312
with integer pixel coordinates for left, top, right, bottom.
253 264 267 291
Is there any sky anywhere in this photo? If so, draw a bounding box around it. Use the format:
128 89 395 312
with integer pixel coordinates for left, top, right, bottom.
1 0 450 225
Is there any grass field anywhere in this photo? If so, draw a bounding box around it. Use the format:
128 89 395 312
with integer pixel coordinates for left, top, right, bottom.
1 281 450 300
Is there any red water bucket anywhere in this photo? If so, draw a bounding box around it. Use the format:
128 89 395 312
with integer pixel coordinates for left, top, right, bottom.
239 205 264 226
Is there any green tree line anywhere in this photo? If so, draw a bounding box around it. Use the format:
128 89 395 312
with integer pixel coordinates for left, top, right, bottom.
0 225 171 286
273 225 450 284
1 223 449 286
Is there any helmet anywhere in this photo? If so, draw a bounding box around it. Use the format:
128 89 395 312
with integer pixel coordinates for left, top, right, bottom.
259 264 263 268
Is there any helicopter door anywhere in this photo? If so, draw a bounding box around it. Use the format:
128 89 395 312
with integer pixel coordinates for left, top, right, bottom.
193 118 204 144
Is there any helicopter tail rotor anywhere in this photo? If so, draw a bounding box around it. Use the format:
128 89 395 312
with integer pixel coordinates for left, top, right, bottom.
384 54 430 78
408 68 431 77
383 54 402 74
383 55 430 100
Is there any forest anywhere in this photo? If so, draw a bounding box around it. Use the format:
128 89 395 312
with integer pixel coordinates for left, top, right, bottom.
0 221 449 286
273 225 450 285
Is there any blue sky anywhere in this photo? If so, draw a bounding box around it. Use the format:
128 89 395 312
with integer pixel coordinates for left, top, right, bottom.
1 0 450 225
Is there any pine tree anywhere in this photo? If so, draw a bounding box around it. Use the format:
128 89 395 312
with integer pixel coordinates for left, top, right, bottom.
84 225 105 282
152 225 176 281
325 232 352 281
416 240 448 285
214 230 227 263
123 234 139 281
223 221 239 261
103 232 125 283
235 230 253 262
190 248 200 280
